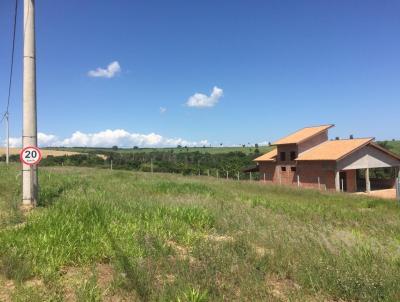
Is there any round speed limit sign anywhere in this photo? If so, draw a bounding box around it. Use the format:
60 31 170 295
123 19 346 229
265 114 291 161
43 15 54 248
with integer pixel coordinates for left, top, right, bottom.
20 146 42 166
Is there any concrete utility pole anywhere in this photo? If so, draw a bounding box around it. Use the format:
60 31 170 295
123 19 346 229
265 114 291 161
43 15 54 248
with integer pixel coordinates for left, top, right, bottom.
5 113 9 165
22 0 38 207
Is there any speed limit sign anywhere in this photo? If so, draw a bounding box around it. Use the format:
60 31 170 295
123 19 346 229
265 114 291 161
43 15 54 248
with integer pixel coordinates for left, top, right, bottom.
20 146 42 166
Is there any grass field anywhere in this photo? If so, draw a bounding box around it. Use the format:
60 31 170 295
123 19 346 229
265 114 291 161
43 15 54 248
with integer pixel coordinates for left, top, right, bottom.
0 164 399 301
46 145 272 155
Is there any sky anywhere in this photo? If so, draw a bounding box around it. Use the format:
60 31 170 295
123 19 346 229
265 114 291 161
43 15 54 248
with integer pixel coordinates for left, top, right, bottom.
0 0 399 148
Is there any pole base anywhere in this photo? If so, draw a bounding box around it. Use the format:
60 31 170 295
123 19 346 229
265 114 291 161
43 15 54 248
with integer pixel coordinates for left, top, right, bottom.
21 198 36 211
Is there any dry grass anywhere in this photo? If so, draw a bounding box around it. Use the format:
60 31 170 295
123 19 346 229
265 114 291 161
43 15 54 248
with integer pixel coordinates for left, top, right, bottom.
0 148 81 158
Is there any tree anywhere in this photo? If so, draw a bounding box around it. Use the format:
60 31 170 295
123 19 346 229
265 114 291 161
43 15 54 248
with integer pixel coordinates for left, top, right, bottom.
133 146 139 149
255 143 259 149
349 134 354 139
112 145 118 151
378 141 389 149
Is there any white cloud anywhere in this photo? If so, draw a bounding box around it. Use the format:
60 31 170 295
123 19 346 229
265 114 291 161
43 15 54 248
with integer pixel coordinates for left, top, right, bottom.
38 133 59 145
8 137 21 148
159 107 167 114
88 61 121 78
5 129 208 148
186 86 223 108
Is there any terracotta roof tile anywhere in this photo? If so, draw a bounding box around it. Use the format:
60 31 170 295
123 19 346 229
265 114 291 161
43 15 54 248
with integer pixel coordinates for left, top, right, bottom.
296 138 373 161
254 148 277 161
273 125 334 145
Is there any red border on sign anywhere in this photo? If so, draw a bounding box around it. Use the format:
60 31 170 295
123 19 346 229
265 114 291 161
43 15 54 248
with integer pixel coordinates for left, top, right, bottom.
20 146 42 166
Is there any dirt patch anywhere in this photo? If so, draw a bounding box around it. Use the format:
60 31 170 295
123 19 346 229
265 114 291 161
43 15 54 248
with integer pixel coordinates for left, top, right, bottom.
96 263 115 292
0 279 15 302
355 189 396 200
266 275 301 301
205 234 234 242
166 240 196 264
60 263 123 301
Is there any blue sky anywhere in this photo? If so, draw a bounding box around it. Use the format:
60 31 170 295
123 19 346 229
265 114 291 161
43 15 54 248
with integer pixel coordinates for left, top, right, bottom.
0 0 399 147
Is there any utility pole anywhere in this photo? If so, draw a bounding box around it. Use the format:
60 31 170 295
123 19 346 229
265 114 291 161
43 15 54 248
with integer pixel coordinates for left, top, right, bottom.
22 0 38 207
5 113 9 165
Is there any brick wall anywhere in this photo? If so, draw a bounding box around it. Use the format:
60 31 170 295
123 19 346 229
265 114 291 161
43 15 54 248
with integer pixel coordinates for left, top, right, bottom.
297 161 336 190
298 131 329 154
346 169 357 192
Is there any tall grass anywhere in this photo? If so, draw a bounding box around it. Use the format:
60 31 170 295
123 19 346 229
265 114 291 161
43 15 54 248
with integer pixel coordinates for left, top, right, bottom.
0 164 399 301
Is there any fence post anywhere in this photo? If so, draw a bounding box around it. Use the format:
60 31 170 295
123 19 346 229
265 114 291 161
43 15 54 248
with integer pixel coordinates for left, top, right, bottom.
111 160 113 170
250 172 252 181
297 175 300 187
226 171 229 180
341 179 344 192
396 177 400 203
237 172 240 181
207 169 210 177
317 177 320 190
263 173 266 182
217 170 219 179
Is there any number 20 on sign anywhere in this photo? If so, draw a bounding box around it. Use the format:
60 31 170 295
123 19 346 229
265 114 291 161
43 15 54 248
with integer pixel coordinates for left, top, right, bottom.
20 146 42 166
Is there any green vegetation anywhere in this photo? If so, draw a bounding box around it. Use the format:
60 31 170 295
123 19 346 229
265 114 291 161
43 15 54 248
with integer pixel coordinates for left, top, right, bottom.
378 140 400 156
0 164 399 301
40 150 265 179
45 145 272 155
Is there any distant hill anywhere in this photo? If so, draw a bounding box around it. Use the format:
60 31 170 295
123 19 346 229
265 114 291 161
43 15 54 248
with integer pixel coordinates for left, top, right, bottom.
45 145 272 155
46 140 400 156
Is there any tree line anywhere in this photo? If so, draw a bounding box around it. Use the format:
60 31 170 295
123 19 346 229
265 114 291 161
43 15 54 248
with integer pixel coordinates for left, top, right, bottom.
0 150 261 179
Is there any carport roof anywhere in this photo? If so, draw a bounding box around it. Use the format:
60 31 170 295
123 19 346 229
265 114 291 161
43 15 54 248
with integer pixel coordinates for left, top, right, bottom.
296 138 374 161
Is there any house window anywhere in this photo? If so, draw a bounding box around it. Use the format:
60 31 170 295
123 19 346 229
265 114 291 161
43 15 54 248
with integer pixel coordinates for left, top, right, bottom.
280 152 286 161
291 166 296 172
281 166 286 172
290 151 296 161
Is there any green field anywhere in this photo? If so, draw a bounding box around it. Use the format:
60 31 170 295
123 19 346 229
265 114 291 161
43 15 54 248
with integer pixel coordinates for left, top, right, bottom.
0 164 399 301
45 140 400 157
45 145 272 155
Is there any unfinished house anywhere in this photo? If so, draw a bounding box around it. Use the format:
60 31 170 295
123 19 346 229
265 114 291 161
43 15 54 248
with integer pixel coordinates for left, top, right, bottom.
254 125 400 192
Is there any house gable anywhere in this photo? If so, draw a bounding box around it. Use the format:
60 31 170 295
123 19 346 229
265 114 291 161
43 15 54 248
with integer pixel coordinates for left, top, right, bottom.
337 144 400 170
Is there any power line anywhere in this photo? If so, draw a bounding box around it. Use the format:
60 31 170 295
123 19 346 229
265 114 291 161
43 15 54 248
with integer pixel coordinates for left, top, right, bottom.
4 0 18 118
